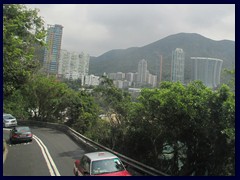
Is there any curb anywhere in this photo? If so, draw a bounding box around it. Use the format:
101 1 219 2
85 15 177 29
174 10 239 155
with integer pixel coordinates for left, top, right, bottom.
3 139 8 164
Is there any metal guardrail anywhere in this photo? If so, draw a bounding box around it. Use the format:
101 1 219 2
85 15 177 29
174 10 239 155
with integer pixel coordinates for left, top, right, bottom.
18 120 169 176
69 127 169 176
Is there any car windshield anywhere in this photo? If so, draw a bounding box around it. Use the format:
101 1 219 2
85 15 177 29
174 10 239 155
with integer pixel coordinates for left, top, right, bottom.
91 158 125 175
3 114 15 119
16 127 30 133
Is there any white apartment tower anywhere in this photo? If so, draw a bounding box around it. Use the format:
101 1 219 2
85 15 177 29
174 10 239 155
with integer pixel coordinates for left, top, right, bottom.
58 50 90 81
191 57 223 89
171 48 185 83
137 59 148 84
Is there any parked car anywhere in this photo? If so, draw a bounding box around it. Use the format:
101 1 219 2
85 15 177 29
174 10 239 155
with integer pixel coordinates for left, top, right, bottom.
9 126 33 143
3 113 17 128
73 151 131 176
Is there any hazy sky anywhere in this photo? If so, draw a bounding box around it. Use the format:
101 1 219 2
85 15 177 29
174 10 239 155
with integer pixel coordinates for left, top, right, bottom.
25 4 235 57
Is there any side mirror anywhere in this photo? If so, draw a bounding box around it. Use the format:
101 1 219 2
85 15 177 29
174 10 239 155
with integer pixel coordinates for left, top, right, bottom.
75 160 80 166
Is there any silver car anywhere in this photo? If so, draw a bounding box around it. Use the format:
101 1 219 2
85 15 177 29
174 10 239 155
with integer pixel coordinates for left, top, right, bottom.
3 114 17 128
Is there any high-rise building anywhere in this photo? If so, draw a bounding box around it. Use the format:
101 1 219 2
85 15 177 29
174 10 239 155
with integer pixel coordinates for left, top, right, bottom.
84 75 100 86
58 49 70 79
137 59 148 84
171 48 185 83
58 50 90 82
78 52 90 77
148 74 158 87
43 24 63 76
108 73 117 80
154 53 163 84
116 72 125 80
125 72 134 82
191 57 223 89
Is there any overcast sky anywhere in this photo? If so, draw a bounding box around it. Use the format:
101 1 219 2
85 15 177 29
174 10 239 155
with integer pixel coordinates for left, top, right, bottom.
25 4 235 57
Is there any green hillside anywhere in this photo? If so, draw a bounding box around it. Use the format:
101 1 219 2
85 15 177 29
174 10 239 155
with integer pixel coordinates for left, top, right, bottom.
89 33 235 82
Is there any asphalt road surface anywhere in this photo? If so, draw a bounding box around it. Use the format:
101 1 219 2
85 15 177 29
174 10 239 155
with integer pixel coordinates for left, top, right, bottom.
3 126 87 176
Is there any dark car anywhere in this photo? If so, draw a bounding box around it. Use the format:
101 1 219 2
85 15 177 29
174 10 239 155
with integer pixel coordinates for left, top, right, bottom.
73 151 131 176
9 126 33 144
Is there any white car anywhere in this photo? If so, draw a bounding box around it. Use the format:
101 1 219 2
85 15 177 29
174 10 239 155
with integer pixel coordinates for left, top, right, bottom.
3 113 17 128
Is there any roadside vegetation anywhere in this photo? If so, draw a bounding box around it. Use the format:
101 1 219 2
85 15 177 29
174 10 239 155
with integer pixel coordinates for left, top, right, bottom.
3 4 235 176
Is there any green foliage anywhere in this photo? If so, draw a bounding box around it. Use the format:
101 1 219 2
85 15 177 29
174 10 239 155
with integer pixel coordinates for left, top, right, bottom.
65 90 99 134
3 89 29 120
3 4 46 97
221 69 235 92
124 81 235 175
23 74 72 122
62 78 82 91
91 76 132 150
89 79 234 176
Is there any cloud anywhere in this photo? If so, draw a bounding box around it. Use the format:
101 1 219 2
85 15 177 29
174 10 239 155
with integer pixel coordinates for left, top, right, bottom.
25 4 235 56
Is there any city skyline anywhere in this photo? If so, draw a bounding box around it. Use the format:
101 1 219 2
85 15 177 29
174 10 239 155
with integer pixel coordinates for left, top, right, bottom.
25 4 235 56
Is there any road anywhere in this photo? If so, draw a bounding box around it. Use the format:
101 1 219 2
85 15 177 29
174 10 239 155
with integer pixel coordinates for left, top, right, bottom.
3 126 87 176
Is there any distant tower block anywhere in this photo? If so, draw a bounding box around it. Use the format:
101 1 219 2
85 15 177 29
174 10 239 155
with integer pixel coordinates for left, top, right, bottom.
191 57 223 89
159 55 163 83
171 48 185 83
155 53 163 84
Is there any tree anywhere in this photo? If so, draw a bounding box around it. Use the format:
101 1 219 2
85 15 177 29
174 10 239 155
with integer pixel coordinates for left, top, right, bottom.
3 4 46 97
124 81 235 176
91 76 132 151
23 74 72 122
66 90 99 135
221 69 235 92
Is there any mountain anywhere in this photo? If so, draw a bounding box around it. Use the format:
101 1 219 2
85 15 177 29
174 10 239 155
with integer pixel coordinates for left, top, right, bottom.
89 33 235 81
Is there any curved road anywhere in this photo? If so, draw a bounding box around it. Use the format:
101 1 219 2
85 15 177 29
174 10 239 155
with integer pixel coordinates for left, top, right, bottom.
3 126 88 176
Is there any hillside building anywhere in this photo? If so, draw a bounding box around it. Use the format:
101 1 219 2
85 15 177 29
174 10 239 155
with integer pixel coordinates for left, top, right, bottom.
43 24 63 76
171 48 185 83
191 57 223 89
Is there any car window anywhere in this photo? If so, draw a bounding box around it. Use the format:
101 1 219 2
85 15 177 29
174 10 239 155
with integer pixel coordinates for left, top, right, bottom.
3 114 15 119
91 158 125 175
16 127 30 133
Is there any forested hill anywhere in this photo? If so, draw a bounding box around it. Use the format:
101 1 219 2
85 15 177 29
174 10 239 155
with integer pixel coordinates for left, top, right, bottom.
89 33 235 81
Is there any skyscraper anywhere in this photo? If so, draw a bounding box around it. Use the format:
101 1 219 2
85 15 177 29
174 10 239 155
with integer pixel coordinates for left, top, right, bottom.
191 57 223 89
43 24 63 76
137 59 148 84
171 48 185 83
58 50 90 82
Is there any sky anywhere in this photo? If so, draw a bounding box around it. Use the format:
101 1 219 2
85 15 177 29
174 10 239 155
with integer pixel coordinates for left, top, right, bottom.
25 4 235 57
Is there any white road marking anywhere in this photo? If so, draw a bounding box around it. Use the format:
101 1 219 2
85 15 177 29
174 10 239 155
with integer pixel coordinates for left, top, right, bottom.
33 135 61 176
3 128 60 176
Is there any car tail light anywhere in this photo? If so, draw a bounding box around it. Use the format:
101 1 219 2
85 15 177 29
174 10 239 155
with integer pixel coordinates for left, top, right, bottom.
12 134 19 138
28 133 33 137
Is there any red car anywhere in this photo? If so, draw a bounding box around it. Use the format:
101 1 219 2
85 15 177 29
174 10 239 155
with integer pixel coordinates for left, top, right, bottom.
73 151 131 176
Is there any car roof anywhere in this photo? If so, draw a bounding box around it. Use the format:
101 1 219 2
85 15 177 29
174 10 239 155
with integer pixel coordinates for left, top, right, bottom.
3 113 13 116
84 151 119 161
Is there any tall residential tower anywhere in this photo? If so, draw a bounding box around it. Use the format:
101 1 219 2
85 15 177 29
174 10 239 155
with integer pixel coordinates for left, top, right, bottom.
43 24 63 76
58 50 90 83
171 48 185 83
191 57 223 89
137 59 148 85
